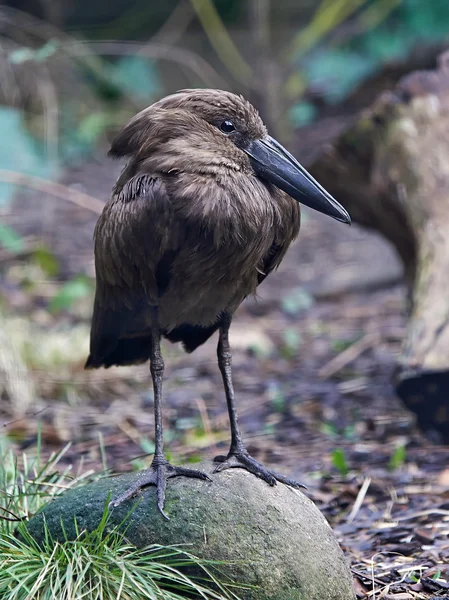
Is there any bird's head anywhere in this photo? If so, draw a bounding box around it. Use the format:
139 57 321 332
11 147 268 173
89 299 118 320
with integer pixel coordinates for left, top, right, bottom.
110 89 350 224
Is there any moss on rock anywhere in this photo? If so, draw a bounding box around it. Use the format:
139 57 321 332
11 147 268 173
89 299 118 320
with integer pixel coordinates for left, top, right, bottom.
26 461 355 600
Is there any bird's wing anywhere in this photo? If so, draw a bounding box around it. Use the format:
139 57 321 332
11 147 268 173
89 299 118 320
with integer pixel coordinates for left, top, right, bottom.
93 174 179 296
86 174 182 368
257 242 289 286
165 242 291 355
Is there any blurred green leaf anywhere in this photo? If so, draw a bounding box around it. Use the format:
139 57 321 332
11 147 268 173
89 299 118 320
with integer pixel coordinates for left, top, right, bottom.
9 40 58 64
112 56 161 102
289 0 449 116
9 48 35 64
248 342 272 359
176 417 200 431
267 381 286 413
331 337 358 353
305 49 376 104
35 40 59 61
0 224 24 253
263 422 276 435
289 101 318 127
321 422 338 438
186 453 203 464
77 112 113 146
281 287 314 317
389 444 406 471
271 393 286 413
332 448 349 476
49 276 92 313
0 107 58 207
280 329 302 359
140 438 156 455
33 247 59 277
285 72 306 99
400 0 449 39
362 30 409 62
283 328 301 349
343 424 356 440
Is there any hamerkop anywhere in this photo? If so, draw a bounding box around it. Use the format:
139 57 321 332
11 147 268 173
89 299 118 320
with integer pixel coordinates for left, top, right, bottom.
86 89 350 518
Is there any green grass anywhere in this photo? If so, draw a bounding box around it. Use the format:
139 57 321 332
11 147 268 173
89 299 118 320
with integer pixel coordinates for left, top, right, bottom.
0 439 242 600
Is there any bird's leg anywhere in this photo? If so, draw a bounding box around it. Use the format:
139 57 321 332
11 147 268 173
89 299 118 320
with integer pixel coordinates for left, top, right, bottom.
214 315 306 490
110 316 211 519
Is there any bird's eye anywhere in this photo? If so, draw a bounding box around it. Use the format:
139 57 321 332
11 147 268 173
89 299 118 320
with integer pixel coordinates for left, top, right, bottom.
220 120 235 134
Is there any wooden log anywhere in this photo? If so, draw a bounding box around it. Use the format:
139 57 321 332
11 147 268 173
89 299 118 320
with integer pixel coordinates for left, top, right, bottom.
308 52 449 442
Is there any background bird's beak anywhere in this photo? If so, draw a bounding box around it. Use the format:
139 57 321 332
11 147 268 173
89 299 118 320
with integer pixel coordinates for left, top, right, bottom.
245 136 351 224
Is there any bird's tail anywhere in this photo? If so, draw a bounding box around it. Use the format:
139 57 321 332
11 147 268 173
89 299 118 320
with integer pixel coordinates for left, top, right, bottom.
164 321 222 353
85 335 152 369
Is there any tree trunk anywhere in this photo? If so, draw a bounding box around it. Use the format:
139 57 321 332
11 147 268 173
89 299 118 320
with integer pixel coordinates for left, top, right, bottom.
308 51 449 442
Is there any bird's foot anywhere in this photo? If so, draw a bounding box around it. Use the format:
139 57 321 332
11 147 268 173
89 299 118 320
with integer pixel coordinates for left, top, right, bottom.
213 446 306 489
109 456 211 519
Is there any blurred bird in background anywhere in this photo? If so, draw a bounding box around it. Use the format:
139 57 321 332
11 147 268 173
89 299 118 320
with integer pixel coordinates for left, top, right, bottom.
85 89 350 518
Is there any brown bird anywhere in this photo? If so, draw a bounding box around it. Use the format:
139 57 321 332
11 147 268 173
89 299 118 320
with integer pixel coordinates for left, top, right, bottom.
85 89 350 518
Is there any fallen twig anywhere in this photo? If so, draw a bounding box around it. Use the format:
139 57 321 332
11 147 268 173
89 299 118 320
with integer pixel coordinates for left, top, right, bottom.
347 477 372 523
318 332 380 379
0 170 104 214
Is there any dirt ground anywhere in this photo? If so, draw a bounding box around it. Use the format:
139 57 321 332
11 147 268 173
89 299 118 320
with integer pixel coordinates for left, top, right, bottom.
2 155 449 599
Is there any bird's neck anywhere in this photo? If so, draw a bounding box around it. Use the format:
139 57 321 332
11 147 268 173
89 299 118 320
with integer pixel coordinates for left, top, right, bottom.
164 170 280 248
142 136 246 177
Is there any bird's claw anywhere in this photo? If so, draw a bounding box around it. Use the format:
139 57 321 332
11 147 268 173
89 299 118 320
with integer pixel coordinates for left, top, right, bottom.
109 459 211 519
213 448 306 490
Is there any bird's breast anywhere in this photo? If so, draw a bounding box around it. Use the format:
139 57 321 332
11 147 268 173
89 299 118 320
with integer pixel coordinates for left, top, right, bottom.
157 231 267 330
154 172 300 330
98 171 300 331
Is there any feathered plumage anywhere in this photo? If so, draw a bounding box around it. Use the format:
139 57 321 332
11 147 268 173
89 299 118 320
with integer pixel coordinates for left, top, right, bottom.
85 89 350 517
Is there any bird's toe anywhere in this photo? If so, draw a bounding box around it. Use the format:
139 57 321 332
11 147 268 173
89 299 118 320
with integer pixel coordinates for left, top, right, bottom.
171 465 212 481
109 460 212 517
213 449 305 489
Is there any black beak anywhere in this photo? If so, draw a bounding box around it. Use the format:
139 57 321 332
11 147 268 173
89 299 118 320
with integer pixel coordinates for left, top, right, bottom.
245 136 351 224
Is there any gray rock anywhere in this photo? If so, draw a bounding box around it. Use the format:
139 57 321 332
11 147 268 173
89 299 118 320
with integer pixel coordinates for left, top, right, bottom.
27 461 355 600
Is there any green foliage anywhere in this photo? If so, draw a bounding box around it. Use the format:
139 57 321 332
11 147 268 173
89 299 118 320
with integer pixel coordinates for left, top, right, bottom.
267 382 286 414
113 56 162 102
388 444 406 471
247 341 272 359
0 526 238 600
290 0 449 123
331 448 349 476
331 337 358 353
280 329 302 359
398 0 449 39
76 112 115 147
140 438 157 456
304 49 376 104
281 287 314 317
288 101 318 127
0 442 241 600
271 394 286 414
49 276 93 314
58 55 161 161
0 108 58 207
9 40 59 64
32 247 60 277
0 440 96 536
3 43 163 176
0 225 25 253
321 422 339 438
